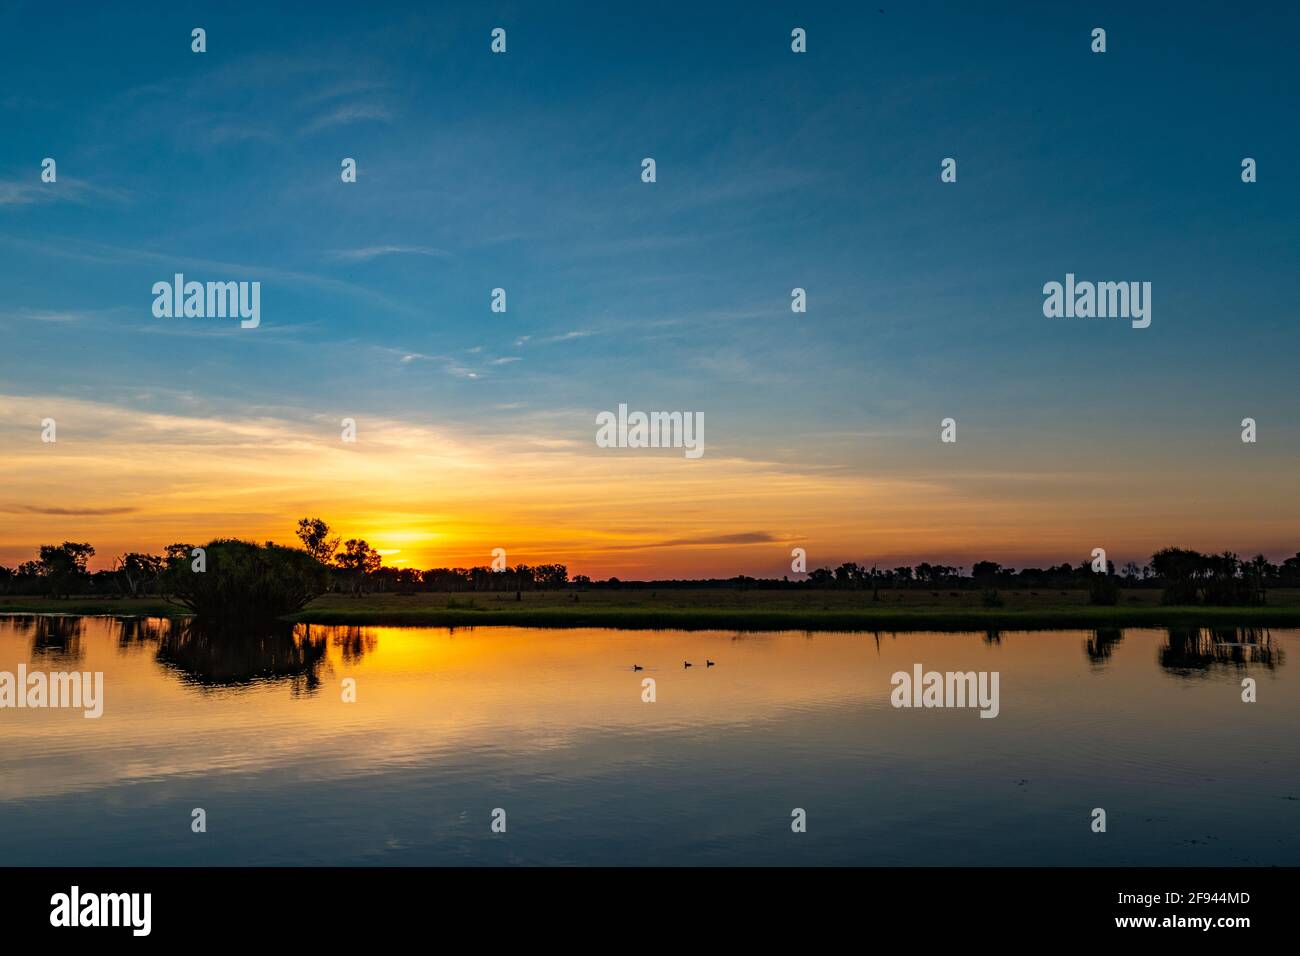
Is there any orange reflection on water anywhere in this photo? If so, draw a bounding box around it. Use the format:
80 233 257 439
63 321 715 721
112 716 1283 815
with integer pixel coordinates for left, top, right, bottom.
0 617 1292 806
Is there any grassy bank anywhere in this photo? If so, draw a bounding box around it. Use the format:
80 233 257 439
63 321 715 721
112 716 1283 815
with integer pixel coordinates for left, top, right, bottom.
4 589 1300 631
0 597 182 617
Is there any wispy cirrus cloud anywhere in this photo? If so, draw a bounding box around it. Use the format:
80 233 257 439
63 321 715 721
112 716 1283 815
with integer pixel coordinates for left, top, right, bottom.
1 505 139 516
0 177 131 207
607 531 783 550
0 307 129 326
300 78 392 107
300 102 393 135
329 245 450 262
516 330 598 347
0 235 424 320
385 348 480 379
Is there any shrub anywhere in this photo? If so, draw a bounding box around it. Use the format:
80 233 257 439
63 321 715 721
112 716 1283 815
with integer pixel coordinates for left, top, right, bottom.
161 539 328 622
1200 577 1262 607
1160 580 1201 606
981 589 1004 608
1088 574 1120 606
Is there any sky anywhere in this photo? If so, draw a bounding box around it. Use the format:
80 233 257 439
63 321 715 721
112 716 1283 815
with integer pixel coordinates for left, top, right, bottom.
1 1 1298 578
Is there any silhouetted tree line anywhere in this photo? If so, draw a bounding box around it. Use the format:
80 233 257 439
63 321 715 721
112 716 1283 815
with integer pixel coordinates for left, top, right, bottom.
370 564 571 594
570 549 1296 608
0 518 567 602
1 530 1294 609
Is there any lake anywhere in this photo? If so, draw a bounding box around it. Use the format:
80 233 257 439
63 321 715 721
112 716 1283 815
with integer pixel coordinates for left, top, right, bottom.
0 615 1295 865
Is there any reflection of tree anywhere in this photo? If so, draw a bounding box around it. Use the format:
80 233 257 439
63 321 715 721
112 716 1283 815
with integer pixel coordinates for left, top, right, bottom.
330 625 376 664
1160 627 1284 676
982 629 1002 646
115 616 168 648
1086 628 1124 664
155 619 328 695
5 616 36 640
30 616 85 662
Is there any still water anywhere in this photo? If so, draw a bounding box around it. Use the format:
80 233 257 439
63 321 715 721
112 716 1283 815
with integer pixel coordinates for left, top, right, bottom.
0 616 1294 865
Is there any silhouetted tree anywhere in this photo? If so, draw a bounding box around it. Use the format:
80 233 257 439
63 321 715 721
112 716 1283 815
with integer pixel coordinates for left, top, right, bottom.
113 552 163 598
161 539 328 620
1151 547 1206 604
37 542 95 598
295 517 340 565
336 538 381 596
1088 571 1120 605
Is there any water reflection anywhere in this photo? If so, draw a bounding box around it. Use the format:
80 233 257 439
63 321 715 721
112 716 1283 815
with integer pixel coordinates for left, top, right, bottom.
155 619 329 694
1086 627 1124 664
0 616 1296 866
30 616 86 663
116 616 168 649
6 617 1293 683
331 625 377 664
24 618 390 693
1159 627 1284 675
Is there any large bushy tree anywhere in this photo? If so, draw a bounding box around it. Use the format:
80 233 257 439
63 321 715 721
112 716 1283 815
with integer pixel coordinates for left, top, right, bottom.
38 542 95 598
161 539 329 621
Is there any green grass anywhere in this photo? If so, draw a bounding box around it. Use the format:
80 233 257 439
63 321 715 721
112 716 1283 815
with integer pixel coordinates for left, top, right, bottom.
4 589 1300 631
0 597 184 617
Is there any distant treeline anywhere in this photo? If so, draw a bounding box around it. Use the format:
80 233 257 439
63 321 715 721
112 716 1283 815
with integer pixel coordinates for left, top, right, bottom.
797 551 1296 594
0 518 571 601
1 517 1296 609
583 550 1293 606
784 550 1290 606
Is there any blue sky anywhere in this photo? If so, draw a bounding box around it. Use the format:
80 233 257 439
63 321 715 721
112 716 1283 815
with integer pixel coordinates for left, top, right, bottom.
1 1 1298 573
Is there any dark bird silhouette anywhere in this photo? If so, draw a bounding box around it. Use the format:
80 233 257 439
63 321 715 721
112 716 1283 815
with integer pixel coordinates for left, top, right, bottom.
633 664 643 671
683 660 693 668
706 659 716 667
